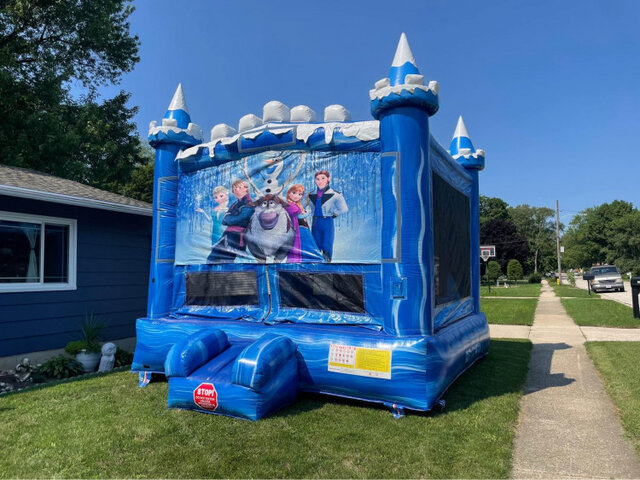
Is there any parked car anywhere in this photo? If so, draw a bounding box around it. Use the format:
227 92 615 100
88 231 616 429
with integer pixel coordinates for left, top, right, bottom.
588 265 625 292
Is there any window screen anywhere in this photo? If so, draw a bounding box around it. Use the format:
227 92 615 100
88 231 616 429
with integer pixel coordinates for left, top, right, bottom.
433 172 471 305
186 271 259 306
278 272 366 313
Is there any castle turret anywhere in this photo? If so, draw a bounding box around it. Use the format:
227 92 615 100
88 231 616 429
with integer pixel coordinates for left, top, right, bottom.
450 116 485 314
370 33 440 336
147 84 203 319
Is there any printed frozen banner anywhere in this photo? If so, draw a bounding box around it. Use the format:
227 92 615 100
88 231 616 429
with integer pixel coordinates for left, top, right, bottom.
175 150 381 264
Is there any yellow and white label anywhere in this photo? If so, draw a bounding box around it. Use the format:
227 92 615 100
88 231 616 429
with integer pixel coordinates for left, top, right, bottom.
328 344 392 379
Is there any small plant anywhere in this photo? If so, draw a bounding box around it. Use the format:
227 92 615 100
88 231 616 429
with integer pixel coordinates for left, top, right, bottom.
528 272 542 284
115 347 133 367
65 315 103 355
567 271 576 287
36 355 83 379
64 340 100 355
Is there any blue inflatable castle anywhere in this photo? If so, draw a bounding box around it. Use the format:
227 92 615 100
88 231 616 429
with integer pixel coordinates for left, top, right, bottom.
133 33 489 420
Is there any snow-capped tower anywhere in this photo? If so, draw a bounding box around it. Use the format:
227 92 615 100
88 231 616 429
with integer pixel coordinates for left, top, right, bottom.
450 115 485 313
147 84 203 319
369 33 440 336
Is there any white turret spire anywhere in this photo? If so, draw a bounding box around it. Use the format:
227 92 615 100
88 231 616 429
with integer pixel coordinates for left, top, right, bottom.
168 83 189 113
452 115 470 140
392 32 416 67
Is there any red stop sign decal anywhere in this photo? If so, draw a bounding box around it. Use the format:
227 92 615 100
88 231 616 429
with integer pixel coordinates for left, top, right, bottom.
193 382 218 410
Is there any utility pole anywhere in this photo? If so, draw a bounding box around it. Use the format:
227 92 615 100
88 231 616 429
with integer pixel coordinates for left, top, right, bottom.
556 200 562 285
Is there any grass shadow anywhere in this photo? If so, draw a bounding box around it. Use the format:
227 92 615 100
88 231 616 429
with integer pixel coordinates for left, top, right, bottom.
443 338 532 413
279 339 532 418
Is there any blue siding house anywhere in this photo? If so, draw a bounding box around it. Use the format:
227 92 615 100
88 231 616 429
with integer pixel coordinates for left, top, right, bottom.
0 165 152 368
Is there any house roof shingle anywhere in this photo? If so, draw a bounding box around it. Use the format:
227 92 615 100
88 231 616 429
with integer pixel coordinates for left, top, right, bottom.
0 165 152 216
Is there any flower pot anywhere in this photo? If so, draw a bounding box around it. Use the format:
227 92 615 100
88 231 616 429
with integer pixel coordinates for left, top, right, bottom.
76 351 101 373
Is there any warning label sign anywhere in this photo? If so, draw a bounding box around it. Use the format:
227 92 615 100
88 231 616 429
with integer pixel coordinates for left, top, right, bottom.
193 382 218 410
328 344 392 379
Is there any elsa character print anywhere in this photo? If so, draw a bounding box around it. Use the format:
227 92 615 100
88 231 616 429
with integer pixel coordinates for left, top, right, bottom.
196 185 229 245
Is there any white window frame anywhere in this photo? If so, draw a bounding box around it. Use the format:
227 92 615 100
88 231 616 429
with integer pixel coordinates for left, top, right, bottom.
0 210 77 293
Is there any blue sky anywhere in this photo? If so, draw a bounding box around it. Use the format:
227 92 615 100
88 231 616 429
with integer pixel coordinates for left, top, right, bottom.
101 0 640 222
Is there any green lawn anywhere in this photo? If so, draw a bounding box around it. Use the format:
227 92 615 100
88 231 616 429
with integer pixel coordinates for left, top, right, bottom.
482 298 538 325
481 283 541 297
585 342 640 458
0 339 532 479
561 299 639 328
551 284 600 298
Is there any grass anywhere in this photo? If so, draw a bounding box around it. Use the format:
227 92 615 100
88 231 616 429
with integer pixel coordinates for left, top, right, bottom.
482 298 538 326
0 339 532 479
551 283 600 298
585 342 640 458
481 283 541 297
561 299 640 328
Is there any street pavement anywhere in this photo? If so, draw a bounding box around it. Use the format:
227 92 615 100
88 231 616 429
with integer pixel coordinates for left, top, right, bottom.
573 277 633 307
510 283 640 478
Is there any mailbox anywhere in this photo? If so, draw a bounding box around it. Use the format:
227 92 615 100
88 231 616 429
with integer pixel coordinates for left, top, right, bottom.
631 277 640 319
583 273 595 295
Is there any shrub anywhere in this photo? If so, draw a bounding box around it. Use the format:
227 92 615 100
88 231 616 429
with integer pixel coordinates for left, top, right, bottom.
487 261 501 283
507 259 523 282
528 272 542 283
115 347 133 367
567 271 576 287
37 355 83 379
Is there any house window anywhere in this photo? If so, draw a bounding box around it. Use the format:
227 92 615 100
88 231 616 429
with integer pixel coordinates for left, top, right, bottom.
0 211 76 292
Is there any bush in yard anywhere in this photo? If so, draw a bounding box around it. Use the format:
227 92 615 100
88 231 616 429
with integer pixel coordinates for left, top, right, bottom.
37 355 83 379
487 261 501 284
507 259 523 282
528 272 542 283
115 347 133 367
567 271 576 287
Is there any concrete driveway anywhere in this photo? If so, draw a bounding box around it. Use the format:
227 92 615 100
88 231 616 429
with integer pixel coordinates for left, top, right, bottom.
573 277 633 307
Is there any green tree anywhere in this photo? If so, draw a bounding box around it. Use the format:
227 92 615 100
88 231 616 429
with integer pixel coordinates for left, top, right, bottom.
480 218 530 272
509 204 556 274
609 209 640 275
563 201 637 270
0 0 145 196
480 196 511 226
507 259 523 282
122 146 154 203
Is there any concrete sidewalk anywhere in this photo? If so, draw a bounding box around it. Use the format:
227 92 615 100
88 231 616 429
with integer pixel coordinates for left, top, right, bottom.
511 283 640 479
490 324 640 341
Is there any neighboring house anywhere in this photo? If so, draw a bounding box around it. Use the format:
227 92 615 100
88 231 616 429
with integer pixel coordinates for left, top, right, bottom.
0 165 152 369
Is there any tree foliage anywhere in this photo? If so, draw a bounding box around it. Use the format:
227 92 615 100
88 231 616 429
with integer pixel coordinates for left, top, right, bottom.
507 259 523 282
563 201 640 274
487 260 501 282
0 0 150 200
508 204 556 274
480 218 530 272
480 196 511 225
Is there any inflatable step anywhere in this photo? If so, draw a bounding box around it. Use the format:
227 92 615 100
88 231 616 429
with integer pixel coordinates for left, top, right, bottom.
164 329 299 420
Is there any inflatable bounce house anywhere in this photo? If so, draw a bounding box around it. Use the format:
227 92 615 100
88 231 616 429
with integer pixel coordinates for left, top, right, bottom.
132 33 489 420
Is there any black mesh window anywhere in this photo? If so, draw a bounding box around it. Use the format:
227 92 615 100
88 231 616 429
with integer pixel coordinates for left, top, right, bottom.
186 271 258 306
433 173 471 305
278 272 366 313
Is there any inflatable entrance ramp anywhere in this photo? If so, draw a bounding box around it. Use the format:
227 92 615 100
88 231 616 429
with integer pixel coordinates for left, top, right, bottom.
165 330 298 420
133 33 490 420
